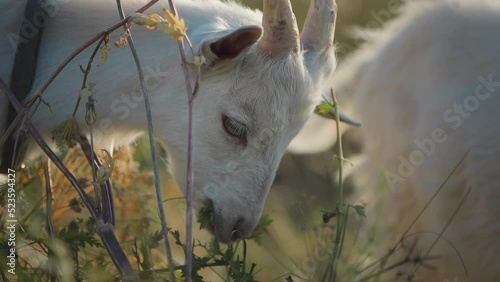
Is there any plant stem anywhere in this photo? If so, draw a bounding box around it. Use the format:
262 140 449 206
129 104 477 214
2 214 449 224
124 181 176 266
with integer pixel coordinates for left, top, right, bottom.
78 135 115 225
366 150 469 280
331 88 345 282
10 0 159 137
408 186 472 279
0 78 138 281
71 36 105 119
115 1 176 281
166 1 197 280
43 160 57 282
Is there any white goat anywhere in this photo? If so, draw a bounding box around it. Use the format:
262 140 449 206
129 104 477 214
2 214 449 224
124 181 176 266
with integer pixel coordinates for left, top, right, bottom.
0 0 349 243
293 0 500 280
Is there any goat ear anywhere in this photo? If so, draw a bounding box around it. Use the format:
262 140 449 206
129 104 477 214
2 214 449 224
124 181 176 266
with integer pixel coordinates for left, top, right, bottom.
201 26 262 65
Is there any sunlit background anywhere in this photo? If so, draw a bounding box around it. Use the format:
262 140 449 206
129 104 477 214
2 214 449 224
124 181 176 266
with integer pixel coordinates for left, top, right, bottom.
232 0 397 279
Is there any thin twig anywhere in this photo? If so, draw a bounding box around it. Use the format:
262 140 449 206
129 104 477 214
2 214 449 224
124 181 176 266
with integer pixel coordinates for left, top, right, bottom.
71 28 113 222
78 135 116 225
1 79 98 219
403 230 468 277
88 107 101 213
157 261 229 271
43 160 56 282
72 36 106 118
115 1 176 281
359 258 413 281
331 88 346 282
408 187 472 279
0 78 138 281
362 150 470 280
8 0 159 137
0 112 23 148
165 1 197 280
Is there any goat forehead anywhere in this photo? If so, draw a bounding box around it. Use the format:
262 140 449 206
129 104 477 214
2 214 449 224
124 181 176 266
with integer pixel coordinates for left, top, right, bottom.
229 53 315 126
226 84 313 135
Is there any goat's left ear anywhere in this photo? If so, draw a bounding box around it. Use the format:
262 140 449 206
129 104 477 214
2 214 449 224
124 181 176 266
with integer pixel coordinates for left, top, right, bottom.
200 26 262 65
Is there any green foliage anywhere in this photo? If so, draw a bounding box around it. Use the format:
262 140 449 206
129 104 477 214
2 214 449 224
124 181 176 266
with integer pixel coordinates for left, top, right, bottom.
79 82 96 97
98 42 111 67
351 205 366 218
1 154 277 282
225 243 258 282
58 225 103 249
246 215 273 244
197 201 214 230
170 228 263 281
95 149 114 184
52 117 80 150
317 100 334 114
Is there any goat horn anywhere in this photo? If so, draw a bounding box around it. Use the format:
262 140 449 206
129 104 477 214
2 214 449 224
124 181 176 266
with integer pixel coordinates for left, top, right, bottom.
301 0 337 52
258 0 300 57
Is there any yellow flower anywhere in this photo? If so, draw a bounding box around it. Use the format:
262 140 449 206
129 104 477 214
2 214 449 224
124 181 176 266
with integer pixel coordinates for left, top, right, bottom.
130 9 187 41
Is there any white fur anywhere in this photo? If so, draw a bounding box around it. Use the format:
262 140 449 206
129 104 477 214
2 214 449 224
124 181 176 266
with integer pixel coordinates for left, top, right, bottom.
303 0 500 280
0 0 338 242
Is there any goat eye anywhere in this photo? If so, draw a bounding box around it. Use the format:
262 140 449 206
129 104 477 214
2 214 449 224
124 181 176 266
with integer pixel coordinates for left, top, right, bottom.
222 114 247 142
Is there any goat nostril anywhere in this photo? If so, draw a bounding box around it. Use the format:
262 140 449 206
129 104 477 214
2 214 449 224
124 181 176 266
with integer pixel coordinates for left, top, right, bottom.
230 218 245 242
230 229 242 242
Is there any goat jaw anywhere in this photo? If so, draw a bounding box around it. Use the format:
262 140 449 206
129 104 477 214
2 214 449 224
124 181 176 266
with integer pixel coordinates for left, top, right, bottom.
301 0 337 52
258 0 300 57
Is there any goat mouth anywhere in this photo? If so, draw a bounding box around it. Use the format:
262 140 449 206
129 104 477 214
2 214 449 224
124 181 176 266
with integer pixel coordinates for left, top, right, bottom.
196 200 242 243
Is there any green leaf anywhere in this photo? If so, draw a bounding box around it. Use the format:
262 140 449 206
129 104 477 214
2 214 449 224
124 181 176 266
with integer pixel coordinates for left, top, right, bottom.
208 238 223 256
52 117 80 150
98 44 111 67
247 214 273 244
79 82 96 97
192 255 211 268
351 205 366 218
170 230 183 247
79 87 92 97
96 149 114 184
197 201 214 230
317 102 333 114
147 229 163 249
58 227 103 248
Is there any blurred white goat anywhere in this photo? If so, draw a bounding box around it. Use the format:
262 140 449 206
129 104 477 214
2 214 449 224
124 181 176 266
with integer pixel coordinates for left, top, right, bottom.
0 0 356 243
291 0 500 280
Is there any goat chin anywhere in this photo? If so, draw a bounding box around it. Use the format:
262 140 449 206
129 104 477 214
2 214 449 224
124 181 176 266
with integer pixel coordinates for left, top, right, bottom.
297 0 500 280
